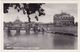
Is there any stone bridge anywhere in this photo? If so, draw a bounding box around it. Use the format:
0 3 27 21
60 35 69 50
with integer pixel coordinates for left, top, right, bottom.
5 25 45 37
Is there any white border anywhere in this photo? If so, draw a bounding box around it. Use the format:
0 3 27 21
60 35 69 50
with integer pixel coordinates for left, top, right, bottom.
0 0 80 52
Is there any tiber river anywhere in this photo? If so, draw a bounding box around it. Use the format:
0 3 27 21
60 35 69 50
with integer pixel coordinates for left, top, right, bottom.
4 30 77 50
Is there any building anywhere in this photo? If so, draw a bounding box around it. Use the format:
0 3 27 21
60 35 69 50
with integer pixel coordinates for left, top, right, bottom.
53 12 74 26
13 17 23 28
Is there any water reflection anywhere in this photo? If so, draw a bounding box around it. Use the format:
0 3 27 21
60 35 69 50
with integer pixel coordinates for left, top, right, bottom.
4 30 77 49
53 34 77 49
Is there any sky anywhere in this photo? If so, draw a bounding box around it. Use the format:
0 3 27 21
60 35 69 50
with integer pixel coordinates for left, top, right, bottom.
4 3 77 23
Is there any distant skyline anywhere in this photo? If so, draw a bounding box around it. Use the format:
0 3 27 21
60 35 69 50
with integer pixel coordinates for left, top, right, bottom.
4 3 77 23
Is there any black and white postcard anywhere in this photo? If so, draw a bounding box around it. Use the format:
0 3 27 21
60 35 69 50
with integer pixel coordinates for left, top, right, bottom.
0 0 80 52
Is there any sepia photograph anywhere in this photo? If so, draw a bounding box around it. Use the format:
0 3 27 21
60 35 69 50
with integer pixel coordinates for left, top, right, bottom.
3 3 78 50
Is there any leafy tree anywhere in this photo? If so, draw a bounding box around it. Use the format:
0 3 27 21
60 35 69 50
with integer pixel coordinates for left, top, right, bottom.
4 3 45 22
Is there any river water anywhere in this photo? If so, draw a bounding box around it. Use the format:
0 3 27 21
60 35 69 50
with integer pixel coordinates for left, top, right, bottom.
4 30 77 50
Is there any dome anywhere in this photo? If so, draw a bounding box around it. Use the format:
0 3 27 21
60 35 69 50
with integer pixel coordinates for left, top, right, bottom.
13 17 22 27
13 16 22 24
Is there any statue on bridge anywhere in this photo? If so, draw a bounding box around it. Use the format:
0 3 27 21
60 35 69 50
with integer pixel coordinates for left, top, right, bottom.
33 24 39 34
15 27 21 36
7 26 12 37
25 23 31 35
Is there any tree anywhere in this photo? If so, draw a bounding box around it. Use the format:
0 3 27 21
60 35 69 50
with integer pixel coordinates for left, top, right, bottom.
4 3 45 22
